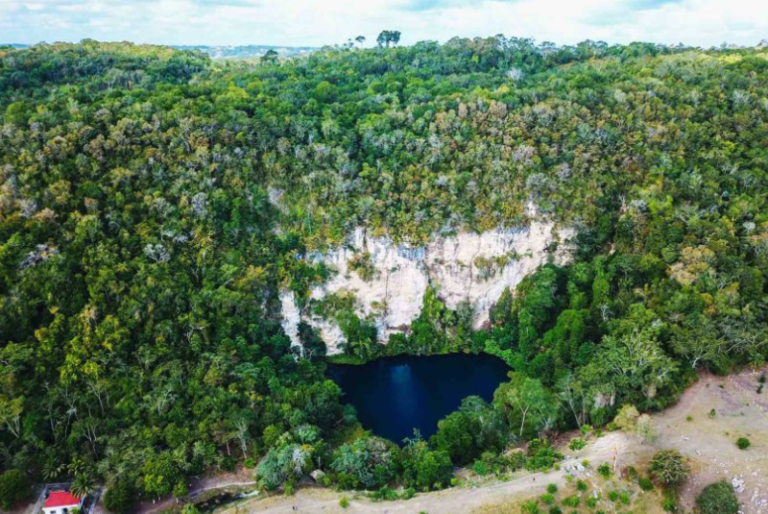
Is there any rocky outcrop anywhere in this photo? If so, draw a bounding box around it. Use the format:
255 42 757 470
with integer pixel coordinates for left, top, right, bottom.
280 221 574 355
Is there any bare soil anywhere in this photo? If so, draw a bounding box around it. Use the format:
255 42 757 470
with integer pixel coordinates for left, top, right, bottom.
215 365 768 514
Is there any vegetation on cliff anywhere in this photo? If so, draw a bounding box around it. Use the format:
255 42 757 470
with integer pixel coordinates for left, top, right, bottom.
1 36 767 502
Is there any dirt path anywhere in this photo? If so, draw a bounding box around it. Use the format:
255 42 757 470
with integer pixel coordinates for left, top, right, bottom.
213 366 768 514
217 431 637 514
136 469 256 514
130 366 768 514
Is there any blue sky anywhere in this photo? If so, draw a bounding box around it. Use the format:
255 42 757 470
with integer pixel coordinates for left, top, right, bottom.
1 0 765 48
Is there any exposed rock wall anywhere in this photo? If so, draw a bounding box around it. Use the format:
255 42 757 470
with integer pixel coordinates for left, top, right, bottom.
280 222 574 355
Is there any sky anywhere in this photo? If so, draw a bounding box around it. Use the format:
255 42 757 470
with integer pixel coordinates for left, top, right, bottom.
0 0 766 48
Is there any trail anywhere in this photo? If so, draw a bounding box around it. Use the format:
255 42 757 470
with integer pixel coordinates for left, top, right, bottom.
132 365 768 514
136 473 257 514
218 431 635 514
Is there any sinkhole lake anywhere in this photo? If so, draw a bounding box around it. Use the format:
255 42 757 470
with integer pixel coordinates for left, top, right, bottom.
326 353 511 444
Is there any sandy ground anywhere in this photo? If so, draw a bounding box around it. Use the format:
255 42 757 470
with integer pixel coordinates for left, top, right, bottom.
214 431 635 514
212 365 768 514
654 368 768 514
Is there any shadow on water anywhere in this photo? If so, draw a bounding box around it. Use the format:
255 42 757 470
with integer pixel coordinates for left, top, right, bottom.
326 353 511 444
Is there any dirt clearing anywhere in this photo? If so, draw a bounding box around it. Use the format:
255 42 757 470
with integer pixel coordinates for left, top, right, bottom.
197 366 768 514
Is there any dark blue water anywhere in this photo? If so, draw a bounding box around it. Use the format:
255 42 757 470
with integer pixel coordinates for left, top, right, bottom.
326 353 510 444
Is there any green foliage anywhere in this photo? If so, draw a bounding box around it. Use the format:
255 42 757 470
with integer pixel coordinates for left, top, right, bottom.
104 479 136 514
568 438 586 451
0 470 29 510
525 439 562 471
736 437 751 450
561 495 580 508
401 439 453 491
339 496 349 509
431 396 507 466
638 477 654 491
331 437 399 490
648 450 690 487
597 463 611 478
256 443 313 490
2 35 768 498
696 481 740 514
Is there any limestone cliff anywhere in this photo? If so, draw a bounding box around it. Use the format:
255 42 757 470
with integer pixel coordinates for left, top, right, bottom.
280 222 574 355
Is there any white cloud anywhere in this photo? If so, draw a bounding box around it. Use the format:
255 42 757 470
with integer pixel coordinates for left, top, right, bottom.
0 0 766 48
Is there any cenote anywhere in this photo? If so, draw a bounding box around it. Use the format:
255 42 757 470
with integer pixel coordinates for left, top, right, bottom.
326 353 511 444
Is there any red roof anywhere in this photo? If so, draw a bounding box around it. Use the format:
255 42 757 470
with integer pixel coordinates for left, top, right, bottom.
44 491 81 508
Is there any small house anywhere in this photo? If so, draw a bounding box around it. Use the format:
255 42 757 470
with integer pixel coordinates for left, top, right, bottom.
43 491 83 514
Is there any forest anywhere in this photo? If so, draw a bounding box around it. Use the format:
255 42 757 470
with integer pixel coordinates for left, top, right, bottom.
0 35 767 508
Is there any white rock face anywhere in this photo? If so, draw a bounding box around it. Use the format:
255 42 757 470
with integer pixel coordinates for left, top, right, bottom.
280 222 574 355
279 290 302 350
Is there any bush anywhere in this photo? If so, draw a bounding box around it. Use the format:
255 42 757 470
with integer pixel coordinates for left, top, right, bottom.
401 441 453 491
736 437 751 450
546 483 558 494
661 489 677 512
648 450 690 487
370 486 399 502
696 481 739 514
339 497 349 509
521 500 541 514
104 479 136 514
561 495 580 508
597 463 611 478
0 470 30 510
638 477 654 491
576 479 588 492
569 438 586 451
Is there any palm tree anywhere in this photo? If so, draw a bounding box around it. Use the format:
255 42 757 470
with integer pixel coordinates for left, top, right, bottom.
42 460 66 481
71 474 96 499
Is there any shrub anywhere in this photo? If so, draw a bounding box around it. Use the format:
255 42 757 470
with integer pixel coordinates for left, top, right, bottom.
339 497 349 509
608 491 619 502
648 450 690 486
540 493 555 505
696 481 739 514
402 442 453 491
561 495 580 508
0 470 30 510
569 438 586 451
548 508 562 514
472 460 490 476
597 463 611 478
620 492 630 505
662 488 680 512
546 483 558 494
104 479 136 514
638 477 654 491
370 486 398 502
624 465 638 480
576 480 588 492
521 500 541 514
736 437 751 450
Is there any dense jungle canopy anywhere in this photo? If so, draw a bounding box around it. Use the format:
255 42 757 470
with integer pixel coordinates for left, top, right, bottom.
0 36 767 500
